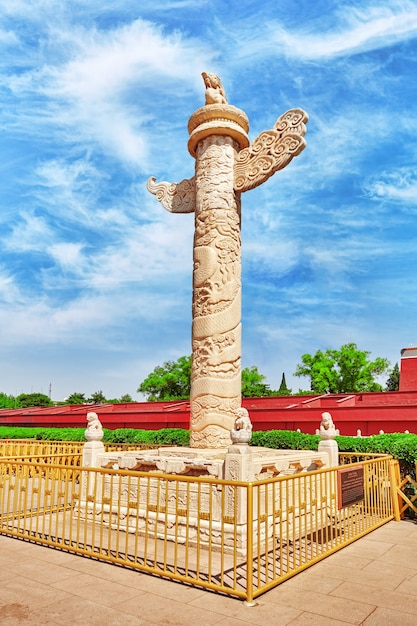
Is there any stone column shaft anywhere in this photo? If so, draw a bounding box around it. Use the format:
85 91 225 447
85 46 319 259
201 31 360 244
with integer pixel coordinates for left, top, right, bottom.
190 135 242 448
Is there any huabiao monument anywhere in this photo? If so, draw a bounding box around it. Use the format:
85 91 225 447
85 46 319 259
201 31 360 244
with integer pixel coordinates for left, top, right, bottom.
147 72 308 449
83 73 331 551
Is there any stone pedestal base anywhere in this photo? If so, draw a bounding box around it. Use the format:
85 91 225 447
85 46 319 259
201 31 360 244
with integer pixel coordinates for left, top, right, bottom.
81 440 105 499
75 445 330 554
82 440 105 467
318 439 339 468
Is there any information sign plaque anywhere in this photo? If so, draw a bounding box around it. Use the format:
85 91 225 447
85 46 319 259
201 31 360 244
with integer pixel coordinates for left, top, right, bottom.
337 465 364 509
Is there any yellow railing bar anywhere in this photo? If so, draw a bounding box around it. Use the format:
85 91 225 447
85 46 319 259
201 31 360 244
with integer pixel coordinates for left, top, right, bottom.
245 482 255 606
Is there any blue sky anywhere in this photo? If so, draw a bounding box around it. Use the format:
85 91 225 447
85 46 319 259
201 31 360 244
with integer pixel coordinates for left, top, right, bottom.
1 0 417 401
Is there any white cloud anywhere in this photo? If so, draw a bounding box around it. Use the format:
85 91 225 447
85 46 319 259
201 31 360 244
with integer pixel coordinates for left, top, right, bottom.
3 15 215 167
84 215 194 290
48 242 85 269
0 278 188 349
0 28 18 44
5 211 54 253
364 168 417 206
232 1 417 63
0 269 21 304
32 158 104 225
51 20 196 100
295 5 417 59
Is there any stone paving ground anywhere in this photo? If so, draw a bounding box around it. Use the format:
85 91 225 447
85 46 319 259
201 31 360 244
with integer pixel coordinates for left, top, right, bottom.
0 518 416 625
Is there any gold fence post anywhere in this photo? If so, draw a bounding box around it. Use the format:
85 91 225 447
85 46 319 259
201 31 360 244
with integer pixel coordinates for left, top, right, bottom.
244 482 256 607
389 459 402 521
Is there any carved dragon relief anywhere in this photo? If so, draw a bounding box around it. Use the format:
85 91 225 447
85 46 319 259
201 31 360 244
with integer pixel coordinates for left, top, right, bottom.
193 209 241 319
234 108 308 193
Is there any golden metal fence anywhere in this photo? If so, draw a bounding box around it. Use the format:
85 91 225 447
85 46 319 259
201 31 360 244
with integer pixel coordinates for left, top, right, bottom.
389 460 417 518
0 439 160 460
0 451 394 603
0 440 84 458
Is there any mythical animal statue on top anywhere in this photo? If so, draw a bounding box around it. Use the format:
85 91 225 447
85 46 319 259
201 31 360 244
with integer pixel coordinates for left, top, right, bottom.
316 411 340 440
202 72 228 105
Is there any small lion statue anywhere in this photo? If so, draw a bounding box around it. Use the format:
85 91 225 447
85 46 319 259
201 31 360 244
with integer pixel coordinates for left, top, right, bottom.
316 411 339 440
85 411 104 442
230 407 253 444
202 72 227 105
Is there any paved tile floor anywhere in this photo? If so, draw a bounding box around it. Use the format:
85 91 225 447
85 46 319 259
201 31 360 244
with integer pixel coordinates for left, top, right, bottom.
0 519 416 625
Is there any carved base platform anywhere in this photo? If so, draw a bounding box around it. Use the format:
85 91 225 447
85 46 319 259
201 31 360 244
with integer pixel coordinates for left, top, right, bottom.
97 445 328 479
77 446 330 554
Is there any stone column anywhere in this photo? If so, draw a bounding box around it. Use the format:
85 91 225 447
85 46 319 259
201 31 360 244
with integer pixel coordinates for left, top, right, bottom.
147 73 308 450
187 105 249 448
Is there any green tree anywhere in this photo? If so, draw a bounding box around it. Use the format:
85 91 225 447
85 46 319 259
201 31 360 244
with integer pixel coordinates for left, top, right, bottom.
88 390 107 404
107 394 134 403
241 366 272 397
16 393 53 408
0 392 17 408
138 356 192 401
385 363 400 391
119 394 133 403
293 343 390 394
277 372 291 395
66 392 86 405
138 356 273 401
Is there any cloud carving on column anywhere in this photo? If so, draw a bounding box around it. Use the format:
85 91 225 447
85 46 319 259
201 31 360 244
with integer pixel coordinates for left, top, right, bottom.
234 108 308 193
146 176 196 213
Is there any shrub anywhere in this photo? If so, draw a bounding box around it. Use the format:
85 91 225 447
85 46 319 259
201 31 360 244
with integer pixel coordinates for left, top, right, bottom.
1 426 415 478
251 430 320 450
151 428 190 447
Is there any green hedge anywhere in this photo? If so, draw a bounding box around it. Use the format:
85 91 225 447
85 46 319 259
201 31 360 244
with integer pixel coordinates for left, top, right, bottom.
0 427 86 441
251 430 320 450
0 426 190 447
102 427 189 447
0 426 415 477
252 430 417 477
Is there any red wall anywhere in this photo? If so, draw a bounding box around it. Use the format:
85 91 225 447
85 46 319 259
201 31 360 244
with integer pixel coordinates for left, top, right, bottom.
1 393 416 436
3 347 417 437
400 349 417 392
